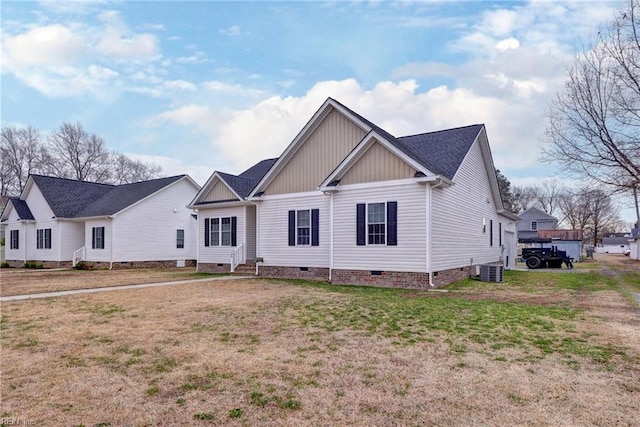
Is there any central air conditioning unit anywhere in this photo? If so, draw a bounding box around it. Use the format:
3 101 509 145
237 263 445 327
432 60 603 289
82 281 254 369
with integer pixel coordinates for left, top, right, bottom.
479 264 504 283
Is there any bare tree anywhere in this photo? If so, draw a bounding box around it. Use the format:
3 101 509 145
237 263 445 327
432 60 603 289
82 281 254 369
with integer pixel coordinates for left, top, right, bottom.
511 185 539 213
47 122 112 182
557 187 622 245
544 0 640 225
535 178 563 216
0 125 45 195
111 153 162 184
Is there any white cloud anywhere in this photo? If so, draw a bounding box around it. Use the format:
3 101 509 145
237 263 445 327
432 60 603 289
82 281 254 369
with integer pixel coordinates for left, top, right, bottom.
496 37 520 51
152 78 546 176
163 80 197 92
2 24 86 66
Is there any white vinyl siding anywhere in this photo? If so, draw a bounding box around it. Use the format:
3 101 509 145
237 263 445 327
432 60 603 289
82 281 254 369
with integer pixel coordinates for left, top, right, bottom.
333 183 426 272
258 193 329 267
431 139 503 271
103 178 199 263
85 219 112 262
199 205 245 264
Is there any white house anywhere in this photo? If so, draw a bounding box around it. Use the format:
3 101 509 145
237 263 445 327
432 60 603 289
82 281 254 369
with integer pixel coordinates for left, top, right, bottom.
1 174 200 269
189 98 518 288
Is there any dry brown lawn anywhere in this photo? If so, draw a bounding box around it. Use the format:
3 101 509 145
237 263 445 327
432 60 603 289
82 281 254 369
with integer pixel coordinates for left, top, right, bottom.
0 267 203 297
1 264 639 426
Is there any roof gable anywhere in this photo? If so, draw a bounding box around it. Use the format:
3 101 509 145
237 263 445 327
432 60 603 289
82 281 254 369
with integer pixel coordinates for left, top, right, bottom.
1 198 34 221
519 207 557 222
189 158 277 207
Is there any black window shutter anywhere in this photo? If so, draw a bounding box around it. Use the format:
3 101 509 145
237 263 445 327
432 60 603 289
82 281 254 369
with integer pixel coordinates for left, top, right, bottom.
311 209 319 246
490 219 494 246
387 201 398 246
92 227 96 249
231 216 237 247
356 203 366 246
46 228 51 249
204 218 210 247
288 210 296 246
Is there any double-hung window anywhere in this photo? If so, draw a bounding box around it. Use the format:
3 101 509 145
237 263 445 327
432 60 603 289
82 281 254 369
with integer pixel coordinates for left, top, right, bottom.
36 228 51 249
296 210 311 245
356 202 397 246
531 221 538 231
288 209 319 246
10 230 19 250
204 217 237 247
92 227 105 249
177 229 185 249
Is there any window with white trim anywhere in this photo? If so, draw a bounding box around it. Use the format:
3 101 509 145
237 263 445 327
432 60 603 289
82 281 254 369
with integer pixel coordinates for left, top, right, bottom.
205 217 236 247
296 210 311 245
531 221 538 231
368 203 386 245
92 227 105 249
36 228 51 249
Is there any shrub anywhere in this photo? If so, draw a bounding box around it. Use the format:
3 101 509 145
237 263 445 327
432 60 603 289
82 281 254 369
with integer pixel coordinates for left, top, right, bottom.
1 262 10 269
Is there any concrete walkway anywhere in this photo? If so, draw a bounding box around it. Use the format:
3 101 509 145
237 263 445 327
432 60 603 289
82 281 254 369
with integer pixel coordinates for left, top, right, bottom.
0 275 253 302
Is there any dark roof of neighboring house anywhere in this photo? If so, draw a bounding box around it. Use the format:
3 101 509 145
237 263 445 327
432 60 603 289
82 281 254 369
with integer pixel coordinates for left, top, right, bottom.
330 98 483 180
518 206 558 222
239 158 278 181
75 175 186 217
23 174 187 219
31 175 114 218
8 197 34 220
602 236 631 245
538 229 584 241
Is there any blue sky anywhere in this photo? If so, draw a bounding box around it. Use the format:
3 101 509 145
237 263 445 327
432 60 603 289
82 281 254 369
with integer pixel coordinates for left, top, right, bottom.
2 0 634 219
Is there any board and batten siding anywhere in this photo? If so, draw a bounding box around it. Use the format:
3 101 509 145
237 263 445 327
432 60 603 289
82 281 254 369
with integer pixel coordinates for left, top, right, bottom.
333 182 427 272
265 109 366 195
257 193 330 267
198 205 246 264
108 178 198 262
431 139 502 271
203 180 238 202
340 142 416 185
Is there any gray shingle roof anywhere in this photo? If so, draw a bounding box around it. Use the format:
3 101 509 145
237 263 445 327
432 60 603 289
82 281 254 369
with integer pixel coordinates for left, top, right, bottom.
9 198 34 220
75 175 186 217
31 175 114 218
28 174 186 219
329 98 483 180
201 158 277 202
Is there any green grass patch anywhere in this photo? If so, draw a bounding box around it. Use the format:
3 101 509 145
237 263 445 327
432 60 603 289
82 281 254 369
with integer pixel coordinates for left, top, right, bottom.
271 277 625 364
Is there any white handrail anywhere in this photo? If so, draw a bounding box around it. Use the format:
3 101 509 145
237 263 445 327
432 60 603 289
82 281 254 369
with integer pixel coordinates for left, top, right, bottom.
230 243 245 273
72 246 86 267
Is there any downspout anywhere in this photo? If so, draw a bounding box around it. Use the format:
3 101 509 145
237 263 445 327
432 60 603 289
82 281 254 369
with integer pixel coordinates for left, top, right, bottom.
109 217 114 270
329 191 334 282
195 209 200 273
428 179 445 288
249 200 260 276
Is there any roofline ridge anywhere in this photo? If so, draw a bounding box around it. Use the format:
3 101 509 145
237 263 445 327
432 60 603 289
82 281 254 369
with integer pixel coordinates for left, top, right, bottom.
398 123 484 139
30 174 116 187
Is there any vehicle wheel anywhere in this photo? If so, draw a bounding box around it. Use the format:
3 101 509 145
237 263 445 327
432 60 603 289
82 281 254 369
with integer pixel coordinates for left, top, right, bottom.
526 256 541 269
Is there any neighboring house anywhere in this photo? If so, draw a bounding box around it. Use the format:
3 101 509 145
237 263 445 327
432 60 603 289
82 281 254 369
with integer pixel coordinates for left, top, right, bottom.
536 229 584 262
517 207 558 240
189 97 519 288
0 195 8 263
1 174 200 268
597 234 632 254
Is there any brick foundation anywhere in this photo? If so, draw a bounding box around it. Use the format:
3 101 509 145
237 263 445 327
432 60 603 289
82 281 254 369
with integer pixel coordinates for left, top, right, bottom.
198 263 231 273
258 265 330 282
